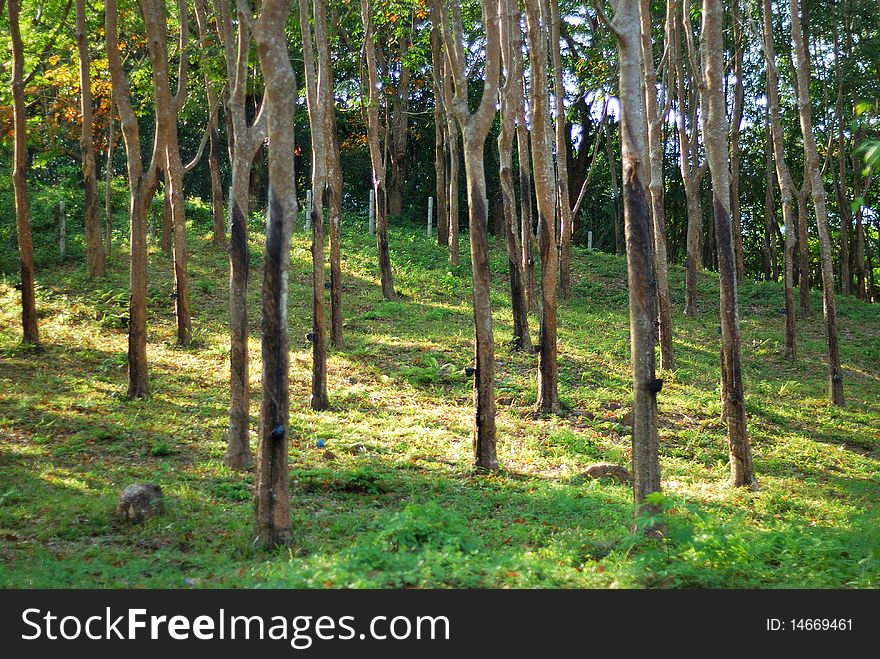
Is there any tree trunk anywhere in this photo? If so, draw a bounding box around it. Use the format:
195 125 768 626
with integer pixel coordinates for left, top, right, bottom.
791 0 844 405
435 0 502 470
104 93 115 260
832 20 851 296
9 0 39 345
701 0 755 488
387 35 411 217
511 22 536 312
525 0 559 414
498 0 532 352
253 0 298 550
106 0 160 397
730 0 745 282
550 0 572 300
215 0 266 469
142 0 192 346
430 26 449 248
75 0 106 278
301 0 330 409
639 0 674 370
761 0 796 360
362 0 398 298
671 5 704 316
603 0 662 527
797 181 811 316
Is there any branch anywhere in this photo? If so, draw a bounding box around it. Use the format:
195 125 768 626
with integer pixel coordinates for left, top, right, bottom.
590 0 623 41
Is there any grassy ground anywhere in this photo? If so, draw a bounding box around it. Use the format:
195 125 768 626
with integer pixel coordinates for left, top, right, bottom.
1 209 878 588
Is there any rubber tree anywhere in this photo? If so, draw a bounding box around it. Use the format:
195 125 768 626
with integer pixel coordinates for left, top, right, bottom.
9 0 40 345
141 0 192 346
757 0 797 360
252 0 299 550
595 0 662 526
106 0 162 397
213 0 267 468
524 0 560 414
300 0 331 410
671 1 707 317
75 0 106 277
435 0 502 470
791 0 845 406
701 0 756 487
498 0 532 352
361 0 398 298
639 0 674 370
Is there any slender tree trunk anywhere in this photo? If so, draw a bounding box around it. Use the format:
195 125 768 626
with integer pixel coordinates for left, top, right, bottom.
75 0 106 277
435 0 502 470
855 202 867 300
607 132 624 257
763 108 778 281
315 0 344 349
601 0 662 527
387 36 411 217
361 0 397 297
833 21 851 296
142 0 192 346
9 0 39 345
161 176 173 254
512 22 536 312
701 0 755 487
499 0 532 352
797 180 811 316
550 0 572 300
639 0 674 370
761 0 796 359
301 0 330 409
430 26 449 248
106 0 160 397
791 0 844 405
525 0 559 414
215 0 265 469
253 0 298 550
104 95 115 259
730 0 745 282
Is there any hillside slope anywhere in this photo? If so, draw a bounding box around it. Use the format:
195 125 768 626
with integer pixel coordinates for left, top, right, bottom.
1 213 878 588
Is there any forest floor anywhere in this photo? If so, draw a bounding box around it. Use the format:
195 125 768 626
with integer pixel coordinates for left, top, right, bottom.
1 209 879 588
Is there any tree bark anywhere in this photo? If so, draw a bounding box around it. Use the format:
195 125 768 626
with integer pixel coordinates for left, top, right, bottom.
253 0 298 550
760 0 797 360
600 0 662 527
106 0 161 397
701 0 755 488
361 0 398 297
75 0 106 277
791 0 843 405
104 91 115 260
832 19 851 296
797 180 811 316
430 26 450 248
550 0 573 300
301 0 330 409
9 0 39 345
387 34 411 217
194 0 226 248
671 4 705 316
498 0 532 352
639 0 674 370
142 0 192 345
524 0 559 414
511 20 536 312
436 0 502 470
730 0 745 282
214 0 266 468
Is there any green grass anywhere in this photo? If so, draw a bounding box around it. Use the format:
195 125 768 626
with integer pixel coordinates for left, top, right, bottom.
0 209 878 588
